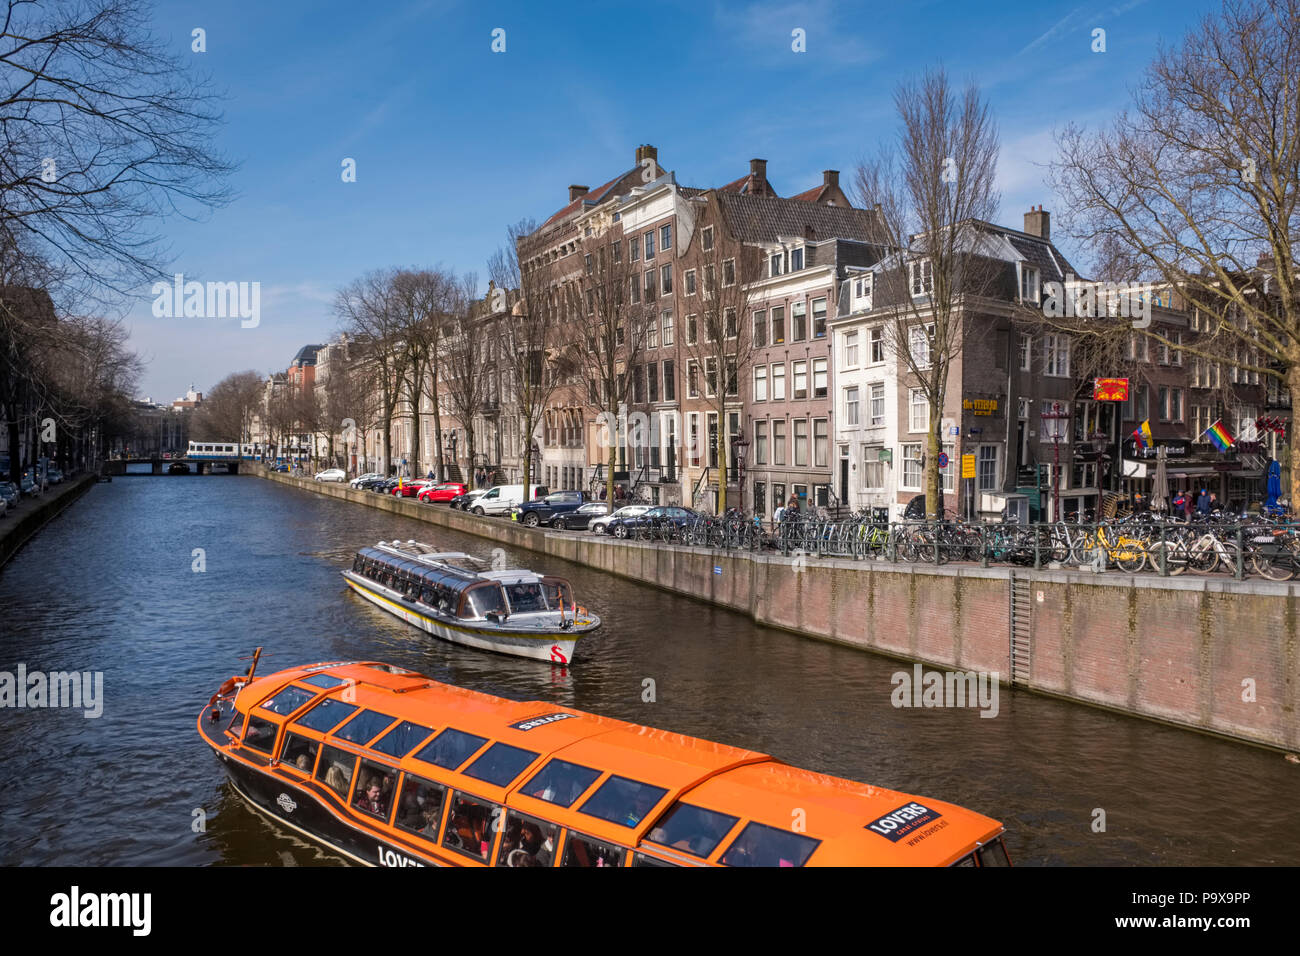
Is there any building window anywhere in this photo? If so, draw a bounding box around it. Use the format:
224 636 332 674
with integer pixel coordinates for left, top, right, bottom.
909 388 928 433
870 383 885 425
723 259 735 286
705 358 718 397
843 330 859 367
977 445 998 492
661 310 673 346
1020 266 1039 303
853 274 874 310
870 326 884 363
630 237 640 261
725 308 738 339
663 360 675 402
792 360 808 399
644 269 655 301
790 247 804 271
845 386 860 426
686 314 697 345
755 421 767 465
861 446 885 489
771 363 786 401
646 314 658 350
772 420 786 465
812 358 827 398
702 226 714 251
660 264 672 295
660 224 671 252
688 361 699 398
771 306 785 344
770 253 783 278
754 366 768 402
909 324 932 368
812 297 827 338
648 361 659 403
794 420 808 466
792 301 807 341
813 419 828 468
706 413 718 468
909 259 932 296
1044 334 1070 377
688 413 700 467
644 230 655 260
684 270 696 295
612 240 621 262
901 444 922 490
753 310 767 347
1019 334 1031 371
1171 331 1183 366
630 276 640 304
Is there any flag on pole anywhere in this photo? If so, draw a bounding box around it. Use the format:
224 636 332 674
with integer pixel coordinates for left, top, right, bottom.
1132 420 1152 451
1204 420 1234 452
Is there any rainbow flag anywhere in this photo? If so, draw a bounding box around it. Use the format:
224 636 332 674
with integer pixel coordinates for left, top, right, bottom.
1132 420 1152 451
1204 420 1234 452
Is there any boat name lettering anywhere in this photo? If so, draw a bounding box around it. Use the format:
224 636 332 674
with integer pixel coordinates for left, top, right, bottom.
377 845 425 867
865 802 943 842
509 712 576 732
276 793 297 814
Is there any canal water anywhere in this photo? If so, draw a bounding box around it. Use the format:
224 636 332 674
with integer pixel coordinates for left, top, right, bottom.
0 472 1296 866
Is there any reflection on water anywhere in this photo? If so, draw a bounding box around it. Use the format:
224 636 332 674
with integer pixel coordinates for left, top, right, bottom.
0 474 1296 866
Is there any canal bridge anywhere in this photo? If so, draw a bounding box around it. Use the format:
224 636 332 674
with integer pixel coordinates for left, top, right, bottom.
101 457 242 476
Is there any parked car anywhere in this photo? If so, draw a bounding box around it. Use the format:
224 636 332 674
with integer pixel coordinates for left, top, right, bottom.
470 484 549 517
270 463 289 473
19 474 39 496
605 505 698 539
0 482 19 509
553 501 611 531
589 504 651 535
511 490 587 527
392 478 434 498
0 494 6 518
448 488 488 511
356 475 390 491
314 468 347 482
350 472 383 488
417 482 468 504
46 467 63 484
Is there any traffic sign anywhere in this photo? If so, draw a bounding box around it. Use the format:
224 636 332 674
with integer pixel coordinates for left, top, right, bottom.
937 452 950 469
961 454 976 479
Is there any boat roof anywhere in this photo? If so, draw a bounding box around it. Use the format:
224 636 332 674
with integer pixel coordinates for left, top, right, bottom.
234 660 1004 865
360 543 558 589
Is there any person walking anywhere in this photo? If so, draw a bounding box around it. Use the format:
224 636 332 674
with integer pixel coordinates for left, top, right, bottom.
1172 490 1188 520
1196 488 1211 517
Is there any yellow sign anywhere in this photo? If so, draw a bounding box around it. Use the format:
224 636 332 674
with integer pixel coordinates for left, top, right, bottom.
961 454 976 479
962 398 998 416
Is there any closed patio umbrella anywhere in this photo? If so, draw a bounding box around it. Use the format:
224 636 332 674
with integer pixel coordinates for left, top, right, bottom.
1151 445 1170 513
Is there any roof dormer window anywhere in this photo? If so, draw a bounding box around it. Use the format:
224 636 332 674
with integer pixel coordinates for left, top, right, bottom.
770 252 783 277
790 247 804 271
1020 265 1040 304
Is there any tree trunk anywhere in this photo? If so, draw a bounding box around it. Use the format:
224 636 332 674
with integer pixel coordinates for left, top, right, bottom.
431 378 445 481
927 406 942 521
1288 364 1300 510
606 425 616 507
716 422 728 514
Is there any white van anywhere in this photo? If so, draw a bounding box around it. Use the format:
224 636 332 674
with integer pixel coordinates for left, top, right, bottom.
470 484 548 516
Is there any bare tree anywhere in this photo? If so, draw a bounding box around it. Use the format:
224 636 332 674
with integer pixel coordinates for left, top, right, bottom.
573 222 653 505
678 193 761 512
392 268 458 478
1049 0 1300 501
854 68 1001 519
440 274 494 479
335 269 407 476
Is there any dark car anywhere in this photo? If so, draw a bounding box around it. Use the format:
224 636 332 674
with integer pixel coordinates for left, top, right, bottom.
356 476 390 491
270 463 289 473
605 505 697 539
511 490 587 527
449 489 487 511
0 481 19 508
554 501 611 530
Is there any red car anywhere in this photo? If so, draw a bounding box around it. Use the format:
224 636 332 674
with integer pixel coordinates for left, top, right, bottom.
417 482 468 503
391 479 435 498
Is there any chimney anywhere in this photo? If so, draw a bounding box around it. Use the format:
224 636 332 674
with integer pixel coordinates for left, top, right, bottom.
750 158 768 194
635 144 658 169
823 170 839 189
568 184 589 202
1024 205 1050 240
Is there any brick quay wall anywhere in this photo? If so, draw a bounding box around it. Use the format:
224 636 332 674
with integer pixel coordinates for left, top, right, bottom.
252 471 1298 752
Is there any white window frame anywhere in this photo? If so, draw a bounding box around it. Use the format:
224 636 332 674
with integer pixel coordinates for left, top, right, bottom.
909 259 933 297
843 330 859 368
901 443 923 491
845 386 860 426
870 383 885 425
771 363 786 401
754 366 768 402
909 388 928 433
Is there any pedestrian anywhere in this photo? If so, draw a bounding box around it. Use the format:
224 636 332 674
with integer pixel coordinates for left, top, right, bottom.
1209 492 1221 514
1172 490 1187 520
773 503 786 524
1196 488 1211 517
787 494 800 517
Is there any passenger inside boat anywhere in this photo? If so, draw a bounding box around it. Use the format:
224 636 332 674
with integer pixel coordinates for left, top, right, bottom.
505 583 547 613
496 812 558 867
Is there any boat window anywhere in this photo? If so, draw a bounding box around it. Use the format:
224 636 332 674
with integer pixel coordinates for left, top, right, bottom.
258 685 316 717
719 821 821 867
540 577 573 610
280 733 320 774
520 759 601 808
578 775 668 828
294 698 358 733
462 742 539 788
561 832 626 868
645 802 739 859
505 583 548 613
371 721 435 758
462 584 507 619
977 839 1011 867
393 774 447 839
334 709 399 746
226 710 246 738
442 792 499 862
415 728 489 770
631 852 680 867
495 811 559 867
241 715 279 754
299 672 348 690
353 759 398 820
316 745 357 799
352 554 364 572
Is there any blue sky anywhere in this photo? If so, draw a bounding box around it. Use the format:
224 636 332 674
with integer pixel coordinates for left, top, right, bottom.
132 0 1220 402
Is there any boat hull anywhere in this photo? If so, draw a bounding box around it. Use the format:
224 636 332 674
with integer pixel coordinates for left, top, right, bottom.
341 571 588 664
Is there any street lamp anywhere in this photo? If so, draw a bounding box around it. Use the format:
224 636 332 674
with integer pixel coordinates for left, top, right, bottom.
733 430 750 513
1040 402 1071 522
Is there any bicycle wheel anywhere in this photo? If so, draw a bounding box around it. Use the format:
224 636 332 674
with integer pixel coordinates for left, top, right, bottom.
1113 538 1147 573
1251 548 1297 581
1187 536 1220 574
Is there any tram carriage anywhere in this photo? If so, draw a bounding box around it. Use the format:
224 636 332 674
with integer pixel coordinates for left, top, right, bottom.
200 655 1012 867
341 541 599 664
185 441 261 461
